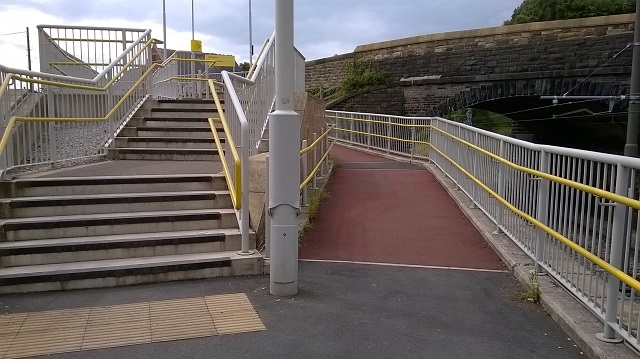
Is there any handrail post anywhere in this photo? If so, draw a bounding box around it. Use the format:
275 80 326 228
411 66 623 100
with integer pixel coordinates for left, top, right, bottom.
312 132 318 189
410 118 416 160
320 126 326 176
493 139 505 234
367 115 372 149
535 150 550 274
597 164 629 343
301 139 308 206
239 123 252 255
265 154 271 259
386 117 391 152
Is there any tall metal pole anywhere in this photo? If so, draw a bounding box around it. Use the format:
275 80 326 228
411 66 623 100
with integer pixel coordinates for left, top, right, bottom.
269 0 300 296
191 0 195 40
162 0 167 60
25 27 32 72
624 0 640 157
249 0 253 67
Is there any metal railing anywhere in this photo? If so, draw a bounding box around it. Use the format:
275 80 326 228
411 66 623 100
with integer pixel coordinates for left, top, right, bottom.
152 51 248 100
0 27 155 175
300 125 334 204
327 109 640 350
38 25 149 80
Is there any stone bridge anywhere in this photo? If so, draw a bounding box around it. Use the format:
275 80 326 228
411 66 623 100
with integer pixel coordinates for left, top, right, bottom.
305 14 635 151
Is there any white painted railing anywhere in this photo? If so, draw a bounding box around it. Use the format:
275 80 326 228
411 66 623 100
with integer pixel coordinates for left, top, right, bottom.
0 27 154 175
328 109 640 351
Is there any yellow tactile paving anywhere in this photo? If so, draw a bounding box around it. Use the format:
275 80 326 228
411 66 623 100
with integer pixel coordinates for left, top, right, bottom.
0 293 265 359
5 327 85 359
150 297 217 342
205 294 266 335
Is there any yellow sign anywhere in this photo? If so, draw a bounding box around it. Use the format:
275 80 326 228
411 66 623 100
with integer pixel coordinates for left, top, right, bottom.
205 54 236 67
190 39 202 53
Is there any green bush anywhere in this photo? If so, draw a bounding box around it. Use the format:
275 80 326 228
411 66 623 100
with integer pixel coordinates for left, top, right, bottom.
342 61 391 95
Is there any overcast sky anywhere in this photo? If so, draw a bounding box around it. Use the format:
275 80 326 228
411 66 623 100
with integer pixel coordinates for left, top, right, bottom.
0 0 523 71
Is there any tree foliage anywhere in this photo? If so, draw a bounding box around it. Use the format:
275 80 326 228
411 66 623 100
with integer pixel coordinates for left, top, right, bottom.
239 62 251 72
504 0 635 25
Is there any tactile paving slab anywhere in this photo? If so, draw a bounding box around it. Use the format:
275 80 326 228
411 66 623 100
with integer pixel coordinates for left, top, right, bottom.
0 293 265 359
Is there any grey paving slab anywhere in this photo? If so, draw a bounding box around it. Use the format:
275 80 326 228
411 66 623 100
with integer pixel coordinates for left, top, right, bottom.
0 262 585 359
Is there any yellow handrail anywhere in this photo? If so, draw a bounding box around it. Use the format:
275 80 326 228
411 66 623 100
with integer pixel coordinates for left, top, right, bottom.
301 142 335 190
247 37 269 79
208 79 242 210
300 125 334 155
430 144 640 292
430 126 640 211
0 64 162 155
326 114 431 128
0 38 161 98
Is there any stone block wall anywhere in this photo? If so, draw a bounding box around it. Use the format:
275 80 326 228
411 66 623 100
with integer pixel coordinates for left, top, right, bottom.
306 14 635 94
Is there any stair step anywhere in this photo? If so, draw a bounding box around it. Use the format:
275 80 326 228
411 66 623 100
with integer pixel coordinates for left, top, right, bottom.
123 126 215 138
0 251 263 293
0 228 249 266
0 208 238 241
128 117 217 128
151 107 220 113
2 190 231 218
149 111 219 119
115 136 219 149
1 174 227 197
108 147 220 161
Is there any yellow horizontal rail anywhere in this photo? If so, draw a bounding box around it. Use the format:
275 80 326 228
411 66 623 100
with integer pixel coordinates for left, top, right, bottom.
326 114 431 128
334 127 429 145
1 38 160 97
431 144 640 292
208 79 242 210
169 77 223 86
300 125 334 155
0 63 161 156
301 142 335 190
431 126 640 211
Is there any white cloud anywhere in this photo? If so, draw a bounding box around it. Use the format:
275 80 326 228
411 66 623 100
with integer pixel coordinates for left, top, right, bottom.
0 0 526 71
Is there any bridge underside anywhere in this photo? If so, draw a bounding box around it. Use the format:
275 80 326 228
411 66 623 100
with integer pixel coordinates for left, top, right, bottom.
473 96 628 153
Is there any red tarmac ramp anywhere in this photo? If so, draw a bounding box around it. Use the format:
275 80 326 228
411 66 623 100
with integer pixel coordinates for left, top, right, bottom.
299 145 505 271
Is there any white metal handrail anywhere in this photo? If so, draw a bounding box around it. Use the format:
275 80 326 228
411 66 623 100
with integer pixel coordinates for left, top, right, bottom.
327 109 640 351
0 26 154 174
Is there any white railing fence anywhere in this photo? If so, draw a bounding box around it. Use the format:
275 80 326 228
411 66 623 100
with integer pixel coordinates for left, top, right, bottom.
327 109 640 351
0 26 153 174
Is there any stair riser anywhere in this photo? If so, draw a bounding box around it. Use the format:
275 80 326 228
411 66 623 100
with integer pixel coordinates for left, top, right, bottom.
146 100 217 111
150 112 218 119
127 118 212 128
10 180 226 197
0 257 262 294
114 153 220 161
115 139 216 149
134 129 213 137
1 235 251 267
7 196 232 218
4 213 238 241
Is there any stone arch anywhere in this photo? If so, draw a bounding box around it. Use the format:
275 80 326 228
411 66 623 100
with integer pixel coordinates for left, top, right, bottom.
428 78 628 117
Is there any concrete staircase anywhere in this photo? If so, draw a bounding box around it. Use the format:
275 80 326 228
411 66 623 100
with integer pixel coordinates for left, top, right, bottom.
109 99 222 161
0 99 261 294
